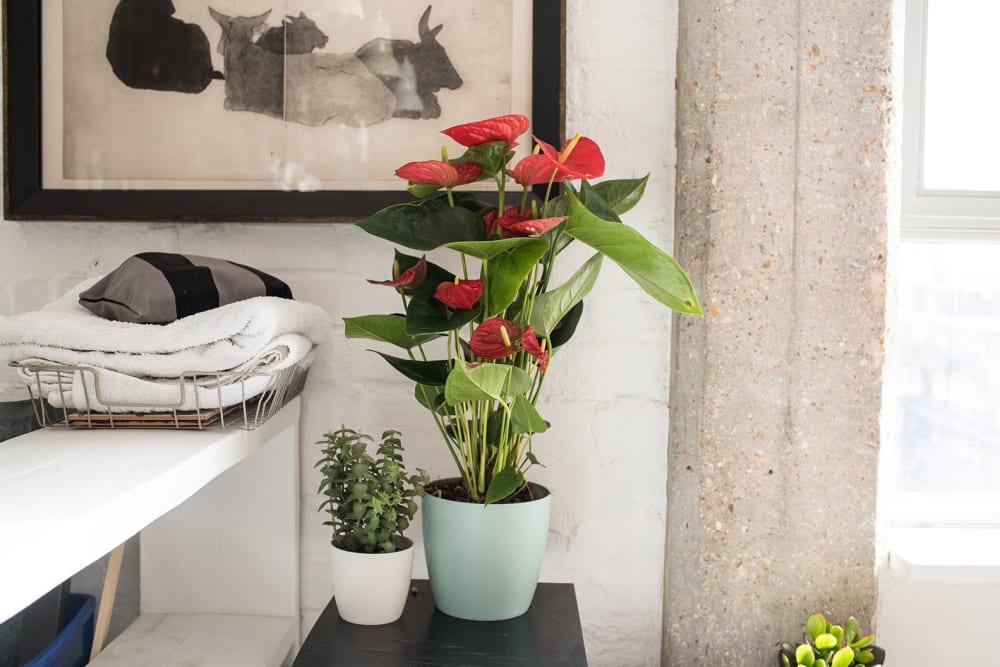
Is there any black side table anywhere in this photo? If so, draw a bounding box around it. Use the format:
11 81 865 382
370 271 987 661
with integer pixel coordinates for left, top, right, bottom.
292 580 588 666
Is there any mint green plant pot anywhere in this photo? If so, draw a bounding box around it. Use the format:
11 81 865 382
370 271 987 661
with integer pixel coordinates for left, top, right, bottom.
421 479 551 621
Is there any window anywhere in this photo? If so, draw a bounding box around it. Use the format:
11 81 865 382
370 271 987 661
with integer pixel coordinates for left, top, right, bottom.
892 0 1000 525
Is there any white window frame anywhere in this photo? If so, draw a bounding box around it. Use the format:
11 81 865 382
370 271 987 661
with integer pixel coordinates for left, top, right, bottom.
901 0 1000 241
890 0 1000 531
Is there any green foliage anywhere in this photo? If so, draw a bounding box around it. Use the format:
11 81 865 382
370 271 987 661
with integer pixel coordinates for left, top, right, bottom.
347 115 702 504
315 428 429 554
778 614 885 667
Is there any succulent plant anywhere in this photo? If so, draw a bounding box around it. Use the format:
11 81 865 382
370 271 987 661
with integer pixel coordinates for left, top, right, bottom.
316 427 429 554
778 613 886 667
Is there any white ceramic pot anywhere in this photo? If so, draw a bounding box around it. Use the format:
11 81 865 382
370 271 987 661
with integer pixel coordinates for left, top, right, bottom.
330 537 414 625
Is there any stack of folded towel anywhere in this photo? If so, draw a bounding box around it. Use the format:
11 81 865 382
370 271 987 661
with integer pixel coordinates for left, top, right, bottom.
0 254 331 415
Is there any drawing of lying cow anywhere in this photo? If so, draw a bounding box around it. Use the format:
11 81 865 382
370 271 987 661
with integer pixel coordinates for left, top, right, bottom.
254 12 329 55
209 8 395 127
355 5 463 119
106 0 223 93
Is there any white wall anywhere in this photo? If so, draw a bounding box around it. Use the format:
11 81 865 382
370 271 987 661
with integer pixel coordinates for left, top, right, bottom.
0 2 677 664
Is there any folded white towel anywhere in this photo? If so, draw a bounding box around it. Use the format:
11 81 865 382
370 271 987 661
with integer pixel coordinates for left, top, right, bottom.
0 278 331 377
15 335 315 413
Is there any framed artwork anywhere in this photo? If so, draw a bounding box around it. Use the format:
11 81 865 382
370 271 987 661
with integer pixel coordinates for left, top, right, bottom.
3 0 565 221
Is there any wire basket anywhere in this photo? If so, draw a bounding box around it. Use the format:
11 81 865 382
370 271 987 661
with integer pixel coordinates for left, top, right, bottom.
10 359 310 431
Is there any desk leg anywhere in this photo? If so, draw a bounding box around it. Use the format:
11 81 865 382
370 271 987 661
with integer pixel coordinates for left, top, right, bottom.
90 542 125 660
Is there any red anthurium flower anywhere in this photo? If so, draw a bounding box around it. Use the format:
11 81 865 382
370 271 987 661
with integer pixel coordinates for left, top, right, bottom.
534 134 606 181
521 327 548 371
499 214 567 238
434 278 483 310
367 255 427 291
483 205 521 238
508 153 568 187
469 319 549 370
442 114 530 148
470 318 523 360
395 160 482 188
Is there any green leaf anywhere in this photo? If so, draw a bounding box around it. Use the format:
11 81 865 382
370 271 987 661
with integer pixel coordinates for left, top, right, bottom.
830 647 854 667
344 314 438 349
564 189 702 316
456 141 511 179
549 301 584 349
591 175 648 215
405 292 482 335
445 238 549 316
407 181 442 198
530 253 603 337
807 614 828 641
484 467 525 505
511 395 549 434
414 383 445 412
815 634 838 651
358 197 486 250
444 361 530 404
580 180 621 222
850 635 874 650
374 352 450 386
844 617 859 646
796 643 815 667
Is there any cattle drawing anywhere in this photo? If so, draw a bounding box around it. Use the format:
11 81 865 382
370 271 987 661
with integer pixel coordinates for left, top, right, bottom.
209 8 396 127
355 6 463 119
106 0 223 94
105 3 464 126
255 13 329 55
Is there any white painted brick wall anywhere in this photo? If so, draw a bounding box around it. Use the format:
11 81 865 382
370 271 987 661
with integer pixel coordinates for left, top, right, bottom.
0 2 678 664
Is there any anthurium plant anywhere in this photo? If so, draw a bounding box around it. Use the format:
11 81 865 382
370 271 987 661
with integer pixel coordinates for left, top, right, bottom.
345 113 701 504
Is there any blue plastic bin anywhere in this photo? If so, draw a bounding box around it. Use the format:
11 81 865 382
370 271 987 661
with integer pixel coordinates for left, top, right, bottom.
24 595 95 667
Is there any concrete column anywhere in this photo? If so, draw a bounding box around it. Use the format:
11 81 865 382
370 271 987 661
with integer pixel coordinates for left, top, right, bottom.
665 0 892 663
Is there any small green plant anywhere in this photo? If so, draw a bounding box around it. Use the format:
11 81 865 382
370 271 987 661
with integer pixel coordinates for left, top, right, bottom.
316 427 429 554
778 613 886 667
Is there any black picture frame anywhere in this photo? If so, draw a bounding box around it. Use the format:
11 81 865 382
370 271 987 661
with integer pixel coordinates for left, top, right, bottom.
2 1 565 222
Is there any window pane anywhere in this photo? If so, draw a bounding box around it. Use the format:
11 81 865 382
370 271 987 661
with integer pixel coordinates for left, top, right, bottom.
894 242 1000 496
922 1 1000 192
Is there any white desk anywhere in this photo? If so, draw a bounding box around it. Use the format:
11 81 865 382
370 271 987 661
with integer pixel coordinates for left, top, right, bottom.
0 398 301 666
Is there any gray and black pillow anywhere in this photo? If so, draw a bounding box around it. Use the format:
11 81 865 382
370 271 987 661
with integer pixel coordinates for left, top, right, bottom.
79 252 293 324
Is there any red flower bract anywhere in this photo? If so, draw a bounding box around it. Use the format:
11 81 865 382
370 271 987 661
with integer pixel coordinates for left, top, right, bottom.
534 134 606 181
442 114 530 148
500 215 567 238
469 318 522 360
483 205 521 238
395 160 482 188
508 153 567 187
469 319 548 371
367 255 427 291
521 327 548 371
434 279 483 310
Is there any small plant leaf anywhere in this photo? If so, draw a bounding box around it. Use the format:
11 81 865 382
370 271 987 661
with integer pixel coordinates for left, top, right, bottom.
484 467 525 504
796 643 815 667
815 634 838 651
850 634 874 650
830 647 854 667
807 613 828 641
844 617 860 646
